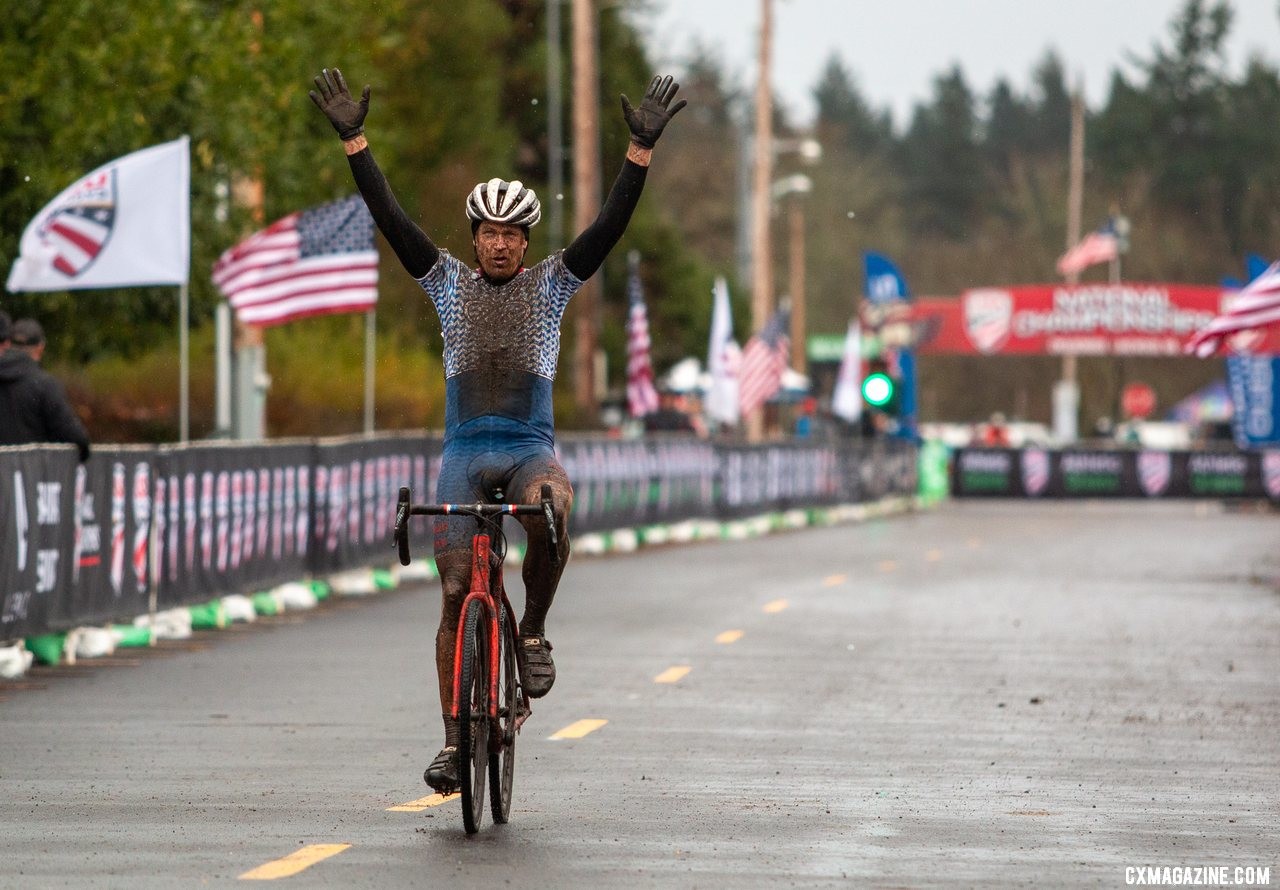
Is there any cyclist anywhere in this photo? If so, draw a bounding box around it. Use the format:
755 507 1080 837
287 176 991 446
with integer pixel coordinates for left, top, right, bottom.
310 67 684 794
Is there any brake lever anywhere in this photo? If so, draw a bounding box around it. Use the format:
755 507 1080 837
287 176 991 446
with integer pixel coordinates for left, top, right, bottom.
540 483 560 569
394 486 412 566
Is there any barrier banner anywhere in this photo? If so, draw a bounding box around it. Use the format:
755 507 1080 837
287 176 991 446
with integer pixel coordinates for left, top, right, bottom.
52 446 155 628
310 434 435 574
952 447 1280 500
0 446 78 639
718 439 915 519
558 437 718 533
2 434 919 637
149 442 316 606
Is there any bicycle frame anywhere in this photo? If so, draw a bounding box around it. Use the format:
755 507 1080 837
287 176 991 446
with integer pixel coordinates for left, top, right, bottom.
394 484 559 731
448 525 522 728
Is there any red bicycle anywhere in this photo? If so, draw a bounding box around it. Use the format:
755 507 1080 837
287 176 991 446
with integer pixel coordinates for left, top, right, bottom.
393 484 559 834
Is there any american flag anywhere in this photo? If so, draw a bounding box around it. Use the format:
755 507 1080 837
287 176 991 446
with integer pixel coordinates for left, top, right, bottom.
1186 261 1280 357
1056 229 1118 277
212 194 378 327
738 305 791 417
625 253 660 417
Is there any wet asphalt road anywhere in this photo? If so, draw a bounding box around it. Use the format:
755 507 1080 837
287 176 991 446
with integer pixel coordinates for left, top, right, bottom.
1 500 1278 888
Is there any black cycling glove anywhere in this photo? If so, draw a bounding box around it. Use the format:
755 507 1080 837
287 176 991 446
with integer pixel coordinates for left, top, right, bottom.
309 67 371 140
621 75 687 149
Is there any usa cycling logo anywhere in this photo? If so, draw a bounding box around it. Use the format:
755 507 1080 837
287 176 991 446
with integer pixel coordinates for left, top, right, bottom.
1262 450 1280 499
1138 451 1171 497
36 169 117 279
1020 449 1050 496
963 289 1013 354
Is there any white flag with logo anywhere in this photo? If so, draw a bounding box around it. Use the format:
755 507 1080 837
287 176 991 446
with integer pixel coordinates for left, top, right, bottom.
706 276 740 425
831 319 863 423
6 136 190 292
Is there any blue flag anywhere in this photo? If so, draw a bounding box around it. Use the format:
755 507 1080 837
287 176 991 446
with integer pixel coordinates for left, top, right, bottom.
1246 254 1271 284
1227 356 1280 448
863 252 910 304
862 251 918 442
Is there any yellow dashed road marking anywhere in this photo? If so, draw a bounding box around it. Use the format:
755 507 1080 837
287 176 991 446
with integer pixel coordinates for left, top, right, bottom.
822 574 847 587
763 598 789 613
715 629 744 644
240 844 350 880
925 549 943 562
967 537 982 549
386 793 457 812
549 718 608 740
654 665 692 684
876 560 897 573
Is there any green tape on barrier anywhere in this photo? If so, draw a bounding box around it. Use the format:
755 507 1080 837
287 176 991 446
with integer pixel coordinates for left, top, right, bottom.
112 625 152 648
251 592 280 616
189 601 226 630
308 579 332 601
25 633 66 666
373 569 395 590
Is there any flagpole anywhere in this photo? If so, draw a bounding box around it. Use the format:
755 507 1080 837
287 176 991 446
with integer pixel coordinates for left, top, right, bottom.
364 307 375 435
179 279 190 442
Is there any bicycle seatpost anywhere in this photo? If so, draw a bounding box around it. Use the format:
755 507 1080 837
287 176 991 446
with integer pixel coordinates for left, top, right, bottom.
540 483 560 569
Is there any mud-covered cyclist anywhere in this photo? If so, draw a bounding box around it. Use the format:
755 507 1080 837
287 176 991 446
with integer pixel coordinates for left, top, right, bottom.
310 67 684 794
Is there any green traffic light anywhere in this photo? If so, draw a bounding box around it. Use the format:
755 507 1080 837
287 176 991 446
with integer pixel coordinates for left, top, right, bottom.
862 372 895 407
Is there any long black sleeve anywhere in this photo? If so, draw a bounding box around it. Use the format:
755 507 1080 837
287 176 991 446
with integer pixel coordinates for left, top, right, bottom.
347 147 440 279
562 158 648 282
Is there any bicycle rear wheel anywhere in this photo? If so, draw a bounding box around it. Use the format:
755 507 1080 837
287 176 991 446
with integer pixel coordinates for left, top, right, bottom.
489 609 519 823
457 600 489 835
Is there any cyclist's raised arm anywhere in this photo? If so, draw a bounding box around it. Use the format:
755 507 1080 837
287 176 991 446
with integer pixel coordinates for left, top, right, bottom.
309 67 440 279
562 75 686 283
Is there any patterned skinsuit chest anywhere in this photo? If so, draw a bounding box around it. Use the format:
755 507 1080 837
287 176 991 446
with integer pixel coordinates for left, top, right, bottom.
420 251 580 381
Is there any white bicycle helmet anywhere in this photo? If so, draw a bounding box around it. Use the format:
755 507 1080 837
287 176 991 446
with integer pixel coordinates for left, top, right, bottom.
466 178 542 228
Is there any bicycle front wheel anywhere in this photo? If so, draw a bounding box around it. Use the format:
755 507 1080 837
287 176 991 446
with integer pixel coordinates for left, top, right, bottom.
489 608 518 823
457 599 489 835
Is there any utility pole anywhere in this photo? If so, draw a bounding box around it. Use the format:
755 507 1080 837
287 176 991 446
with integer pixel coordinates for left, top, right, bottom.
788 194 806 375
546 0 565 251
571 0 601 420
747 0 774 442
1054 82 1086 444
231 8 269 442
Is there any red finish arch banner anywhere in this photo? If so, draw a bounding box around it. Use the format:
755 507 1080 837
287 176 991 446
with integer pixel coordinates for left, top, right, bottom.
909 283 1280 357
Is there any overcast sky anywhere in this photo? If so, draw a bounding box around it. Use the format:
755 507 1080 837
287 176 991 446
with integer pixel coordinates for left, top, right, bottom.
634 0 1280 129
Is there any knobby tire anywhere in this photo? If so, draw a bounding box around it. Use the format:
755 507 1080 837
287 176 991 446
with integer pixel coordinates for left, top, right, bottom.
458 600 489 835
489 608 518 823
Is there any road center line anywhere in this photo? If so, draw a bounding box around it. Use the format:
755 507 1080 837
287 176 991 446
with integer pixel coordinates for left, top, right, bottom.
762 598 789 613
822 574 847 587
876 560 897 573
239 844 350 880
386 793 457 812
549 718 608 740
654 665 691 684
925 549 943 562
715 629 744 644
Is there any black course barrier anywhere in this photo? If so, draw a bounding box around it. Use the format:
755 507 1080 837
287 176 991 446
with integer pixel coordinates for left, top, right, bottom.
952 446 1280 501
1 434 916 638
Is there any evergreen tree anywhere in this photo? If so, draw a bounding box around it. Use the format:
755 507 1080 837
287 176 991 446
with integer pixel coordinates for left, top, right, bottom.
812 54 892 155
899 66 985 238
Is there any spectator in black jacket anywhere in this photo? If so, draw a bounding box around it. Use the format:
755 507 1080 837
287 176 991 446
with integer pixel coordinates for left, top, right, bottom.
0 314 91 461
